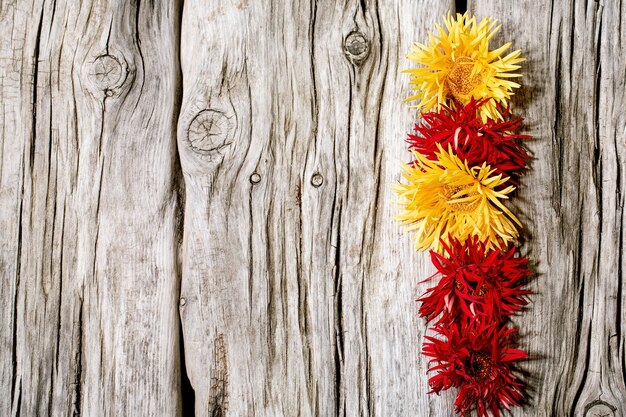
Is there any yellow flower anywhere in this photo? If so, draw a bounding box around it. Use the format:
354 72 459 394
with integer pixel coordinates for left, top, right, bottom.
394 146 521 253
404 12 524 121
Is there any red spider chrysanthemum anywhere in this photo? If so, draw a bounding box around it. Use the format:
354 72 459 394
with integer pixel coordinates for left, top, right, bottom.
423 319 527 417
418 236 530 325
407 99 531 182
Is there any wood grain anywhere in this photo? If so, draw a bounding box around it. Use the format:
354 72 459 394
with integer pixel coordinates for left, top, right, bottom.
2 1 626 416
0 1 183 416
176 1 457 416
468 0 626 416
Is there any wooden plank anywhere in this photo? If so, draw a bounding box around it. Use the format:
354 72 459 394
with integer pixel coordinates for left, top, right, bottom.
177 1 456 416
5 1 625 416
468 1 626 415
0 1 183 416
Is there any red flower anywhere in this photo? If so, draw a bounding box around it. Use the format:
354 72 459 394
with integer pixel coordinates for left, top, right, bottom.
407 99 531 182
423 320 527 417
418 237 530 325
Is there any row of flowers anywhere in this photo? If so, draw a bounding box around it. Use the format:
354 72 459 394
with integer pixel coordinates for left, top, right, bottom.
394 13 532 417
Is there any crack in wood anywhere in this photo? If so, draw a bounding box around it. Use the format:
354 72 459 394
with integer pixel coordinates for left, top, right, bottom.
71 298 84 417
332 200 345 417
208 334 229 416
584 399 617 416
455 0 467 13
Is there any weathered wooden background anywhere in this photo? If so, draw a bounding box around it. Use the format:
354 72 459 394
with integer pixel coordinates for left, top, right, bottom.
1 0 625 416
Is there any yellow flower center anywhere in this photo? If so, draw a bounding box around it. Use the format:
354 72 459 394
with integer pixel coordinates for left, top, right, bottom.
447 57 483 100
441 184 478 213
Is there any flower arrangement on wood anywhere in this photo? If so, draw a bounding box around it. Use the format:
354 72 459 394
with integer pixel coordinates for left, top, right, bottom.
418 237 530 325
404 13 524 121
407 99 531 183
423 320 527 417
394 145 520 254
395 11 533 417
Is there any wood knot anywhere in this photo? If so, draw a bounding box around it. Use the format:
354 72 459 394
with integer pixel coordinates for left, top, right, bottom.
584 400 616 417
93 55 122 87
311 173 324 187
187 110 233 153
249 173 261 184
83 53 131 98
343 31 370 64
179 297 187 307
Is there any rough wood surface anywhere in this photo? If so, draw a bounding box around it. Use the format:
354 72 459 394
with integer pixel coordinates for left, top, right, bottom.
0 1 183 416
469 1 626 416
2 1 626 416
176 1 457 416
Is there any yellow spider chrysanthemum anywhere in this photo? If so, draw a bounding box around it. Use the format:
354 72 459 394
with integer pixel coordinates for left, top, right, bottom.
394 146 521 253
405 12 524 121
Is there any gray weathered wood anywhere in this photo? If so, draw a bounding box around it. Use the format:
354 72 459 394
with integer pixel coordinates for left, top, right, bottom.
3 1 626 416
469 0 626 416
176 1 455 416
0 1 183 416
